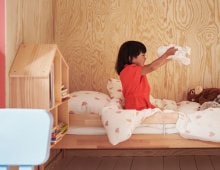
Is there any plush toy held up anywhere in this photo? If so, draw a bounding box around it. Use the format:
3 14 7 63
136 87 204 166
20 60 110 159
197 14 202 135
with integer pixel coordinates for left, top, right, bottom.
187 86 220 105
157 44 191 65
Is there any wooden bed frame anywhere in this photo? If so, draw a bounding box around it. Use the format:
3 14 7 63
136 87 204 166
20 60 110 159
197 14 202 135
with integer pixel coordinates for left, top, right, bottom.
53 111 220 150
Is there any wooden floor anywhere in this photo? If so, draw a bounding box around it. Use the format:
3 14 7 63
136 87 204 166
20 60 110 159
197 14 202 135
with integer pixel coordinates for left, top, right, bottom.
46 155 220 170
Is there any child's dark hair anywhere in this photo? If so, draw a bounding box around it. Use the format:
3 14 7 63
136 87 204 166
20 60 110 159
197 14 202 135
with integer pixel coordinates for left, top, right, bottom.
115 40 147 75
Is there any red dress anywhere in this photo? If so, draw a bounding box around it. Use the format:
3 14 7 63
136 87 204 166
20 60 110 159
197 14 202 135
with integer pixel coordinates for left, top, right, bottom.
120 64 154 110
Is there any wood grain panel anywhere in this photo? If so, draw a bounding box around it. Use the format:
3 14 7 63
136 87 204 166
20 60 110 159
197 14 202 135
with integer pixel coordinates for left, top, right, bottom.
5 0 23 107
55 0 220 101
22 0 54 43
5 0 54 106
10 77 50 109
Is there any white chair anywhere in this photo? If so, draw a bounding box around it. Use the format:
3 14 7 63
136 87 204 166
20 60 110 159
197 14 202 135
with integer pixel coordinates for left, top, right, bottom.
0 109 53 170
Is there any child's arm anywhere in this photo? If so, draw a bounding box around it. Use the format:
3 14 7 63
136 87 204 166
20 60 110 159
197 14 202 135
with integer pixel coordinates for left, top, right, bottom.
141 47 177 75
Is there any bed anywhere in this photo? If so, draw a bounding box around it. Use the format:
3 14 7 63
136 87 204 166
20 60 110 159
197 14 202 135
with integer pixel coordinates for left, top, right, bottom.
53 111 220 150
54 80 220 154
53 103 220 151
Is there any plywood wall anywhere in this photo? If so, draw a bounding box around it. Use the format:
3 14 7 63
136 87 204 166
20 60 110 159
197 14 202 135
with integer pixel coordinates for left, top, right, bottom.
5 0 54 106
55 0 220 101
6 0 220 103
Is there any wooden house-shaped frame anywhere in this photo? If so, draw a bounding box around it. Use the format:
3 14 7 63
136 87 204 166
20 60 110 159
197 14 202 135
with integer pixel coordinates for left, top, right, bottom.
9 44 69 129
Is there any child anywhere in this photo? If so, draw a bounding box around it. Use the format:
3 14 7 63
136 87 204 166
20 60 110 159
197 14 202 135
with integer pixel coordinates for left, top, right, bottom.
115 40 177 110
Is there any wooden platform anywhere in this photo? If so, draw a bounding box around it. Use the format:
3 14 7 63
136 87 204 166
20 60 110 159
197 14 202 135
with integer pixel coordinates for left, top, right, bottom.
53 134 220 149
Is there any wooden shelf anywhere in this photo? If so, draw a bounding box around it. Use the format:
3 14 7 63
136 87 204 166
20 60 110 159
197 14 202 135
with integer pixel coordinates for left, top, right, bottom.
9 43 69 146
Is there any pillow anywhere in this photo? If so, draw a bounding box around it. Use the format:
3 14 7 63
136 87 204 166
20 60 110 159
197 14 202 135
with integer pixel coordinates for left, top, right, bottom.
177 101 200 113
107 78 123 100
68 91 111 115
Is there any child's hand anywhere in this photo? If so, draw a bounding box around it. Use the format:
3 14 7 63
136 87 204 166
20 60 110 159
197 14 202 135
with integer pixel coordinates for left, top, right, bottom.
163 47 178 57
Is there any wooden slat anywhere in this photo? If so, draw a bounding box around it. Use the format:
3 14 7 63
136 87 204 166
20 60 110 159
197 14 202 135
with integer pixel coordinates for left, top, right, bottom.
53 134 220 149
69 113 102 127
58 100 69 125
69 111 179 127
53 50 62 103
142 111 178 124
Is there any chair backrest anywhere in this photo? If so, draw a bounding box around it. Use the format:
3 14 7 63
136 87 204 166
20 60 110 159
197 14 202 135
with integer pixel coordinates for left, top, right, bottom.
0 109 53 170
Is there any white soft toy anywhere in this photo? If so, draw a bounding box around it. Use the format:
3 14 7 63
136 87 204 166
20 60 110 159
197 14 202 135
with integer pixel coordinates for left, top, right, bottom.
157 45 191 65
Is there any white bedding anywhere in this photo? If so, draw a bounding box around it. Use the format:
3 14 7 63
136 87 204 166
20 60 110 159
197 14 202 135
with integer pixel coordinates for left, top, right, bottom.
100 99 220 145
99 98 181 145
176 108 220 143
101 103 160 145
68 91 220 145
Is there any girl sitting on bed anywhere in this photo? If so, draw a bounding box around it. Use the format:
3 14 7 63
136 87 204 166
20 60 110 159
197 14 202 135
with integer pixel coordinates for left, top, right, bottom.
115 40 177 110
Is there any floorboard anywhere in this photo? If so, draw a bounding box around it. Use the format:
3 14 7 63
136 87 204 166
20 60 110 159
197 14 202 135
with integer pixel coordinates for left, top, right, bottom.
65 157 85 170
210 155 220 170
46 157 72 170
164 156 180 170
96 157 119 170
131 156 163 170
195 156 214 170
179 156 197 170
46 155 220 170
114 157 133 170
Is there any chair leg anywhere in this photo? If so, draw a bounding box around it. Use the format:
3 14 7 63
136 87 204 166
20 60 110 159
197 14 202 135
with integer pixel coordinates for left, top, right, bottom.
0 166 8 170
19 166 34 170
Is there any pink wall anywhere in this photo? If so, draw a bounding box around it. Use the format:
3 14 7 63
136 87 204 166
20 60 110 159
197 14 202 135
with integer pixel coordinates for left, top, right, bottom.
0 0 5 107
